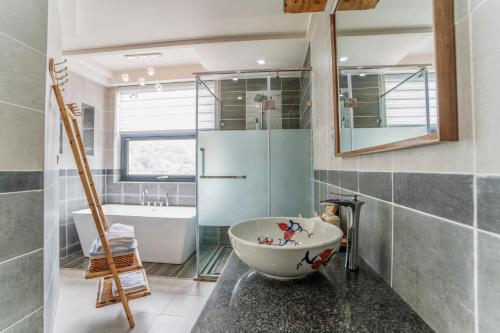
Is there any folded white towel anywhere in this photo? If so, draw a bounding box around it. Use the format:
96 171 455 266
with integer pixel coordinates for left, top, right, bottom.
95 223 136 252
112 270 148 296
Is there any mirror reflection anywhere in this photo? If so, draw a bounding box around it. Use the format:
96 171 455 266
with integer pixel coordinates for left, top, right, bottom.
335 0 437 152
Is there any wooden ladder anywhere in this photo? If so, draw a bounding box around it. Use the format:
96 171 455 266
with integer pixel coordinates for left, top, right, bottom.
49 58 150 328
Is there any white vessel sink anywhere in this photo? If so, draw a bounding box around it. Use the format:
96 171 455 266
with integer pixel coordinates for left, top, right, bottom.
229 217 343 280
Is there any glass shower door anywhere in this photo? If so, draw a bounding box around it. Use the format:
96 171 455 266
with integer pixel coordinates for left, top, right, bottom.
195 71 313 279
196 77 269 278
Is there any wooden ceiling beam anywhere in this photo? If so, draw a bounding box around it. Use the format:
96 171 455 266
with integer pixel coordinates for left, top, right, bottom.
284 0 328 13
338 0 379 11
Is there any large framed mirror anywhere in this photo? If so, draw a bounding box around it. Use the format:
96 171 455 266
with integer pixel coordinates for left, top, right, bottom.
331 0 458 156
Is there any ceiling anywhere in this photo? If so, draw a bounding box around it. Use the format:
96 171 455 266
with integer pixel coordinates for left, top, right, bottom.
61 0 310 51
60 0 312 85
335 0 435 68
336 0 433 32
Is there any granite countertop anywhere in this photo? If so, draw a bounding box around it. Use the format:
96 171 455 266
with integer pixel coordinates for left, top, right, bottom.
191 251 433 333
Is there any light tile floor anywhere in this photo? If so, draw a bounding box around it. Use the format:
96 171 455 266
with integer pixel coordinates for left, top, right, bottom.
54 270 215 333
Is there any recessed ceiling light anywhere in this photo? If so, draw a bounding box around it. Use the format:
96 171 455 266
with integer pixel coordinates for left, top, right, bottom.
147 67 155 76
257 59 266 65
232 77 239 81
237 96 242 100
359 73 366 77
138 77 146 86
339 56 349 62
121 73 130 82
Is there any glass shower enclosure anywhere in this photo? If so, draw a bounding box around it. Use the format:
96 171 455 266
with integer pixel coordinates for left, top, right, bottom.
195 69 313 279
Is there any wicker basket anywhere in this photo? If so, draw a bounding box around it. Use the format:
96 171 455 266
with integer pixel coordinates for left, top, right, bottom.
89 253 135 273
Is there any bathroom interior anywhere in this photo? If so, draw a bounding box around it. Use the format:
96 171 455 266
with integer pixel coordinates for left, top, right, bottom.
1 0 499 332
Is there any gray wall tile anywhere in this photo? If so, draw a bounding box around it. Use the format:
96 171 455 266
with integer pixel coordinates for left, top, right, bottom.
0 105 44 170
179 183 196 196
340 170 358 192
107 194 123 204
141 183 159 196
58 176 66 201
359 171 392 202
59 225 66 250
319 169 327 183
0 171 42 193
0 34 46 111
123 182 140 195
177 196 196 207
221 119 246 130
0 0 48 54
0 250 43 331
282 77 300 91
314 181 320 213
105 175 122 194
393 207 474 333
478 231 500 333
159 183 177 196
124 195 140 205
3 308 43 333
359 196 392 283
394 173 474 225
327 170 340 186
0 191 43 262
66 222 79 246
477 176 500 235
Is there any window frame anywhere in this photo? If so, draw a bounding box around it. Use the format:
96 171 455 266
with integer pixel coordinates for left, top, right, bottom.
120 131 196 183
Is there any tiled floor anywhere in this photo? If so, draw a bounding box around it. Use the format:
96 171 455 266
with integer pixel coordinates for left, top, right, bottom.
60 246 233 279
54 270 215 333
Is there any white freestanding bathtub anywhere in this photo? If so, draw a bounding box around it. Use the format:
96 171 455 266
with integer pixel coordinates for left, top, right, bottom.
73 204 196 264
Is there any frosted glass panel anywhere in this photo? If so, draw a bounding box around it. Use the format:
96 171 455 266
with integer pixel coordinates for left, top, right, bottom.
198 131 269 227
270 129 312 217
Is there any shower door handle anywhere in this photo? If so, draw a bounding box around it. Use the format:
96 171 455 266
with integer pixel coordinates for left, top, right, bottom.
199 148 246 179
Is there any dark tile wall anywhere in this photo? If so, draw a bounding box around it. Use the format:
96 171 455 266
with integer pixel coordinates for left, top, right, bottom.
219 76 303 130
313 169 485 332
58 168 105 260
0 172 44 332
339 74 381 128
0 1 49 331
104 169 196 207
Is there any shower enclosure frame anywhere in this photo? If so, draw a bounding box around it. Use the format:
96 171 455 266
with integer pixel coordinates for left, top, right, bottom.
194 67 313 281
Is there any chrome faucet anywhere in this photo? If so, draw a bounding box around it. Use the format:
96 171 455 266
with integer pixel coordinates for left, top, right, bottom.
321 193 364 271
165 193 170 207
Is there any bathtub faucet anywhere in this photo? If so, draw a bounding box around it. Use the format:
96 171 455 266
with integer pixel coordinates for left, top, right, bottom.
141 189 149 206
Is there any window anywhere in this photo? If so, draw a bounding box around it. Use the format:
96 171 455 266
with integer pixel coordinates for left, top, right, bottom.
118 81 214 182
121 133 196 182
382 71 437 128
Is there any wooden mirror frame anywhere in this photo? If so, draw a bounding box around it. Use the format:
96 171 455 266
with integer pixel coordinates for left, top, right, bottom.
331 0 458 157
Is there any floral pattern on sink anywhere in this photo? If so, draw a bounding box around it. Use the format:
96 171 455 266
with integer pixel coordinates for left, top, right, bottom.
296 248 336 270
257 219 313 246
